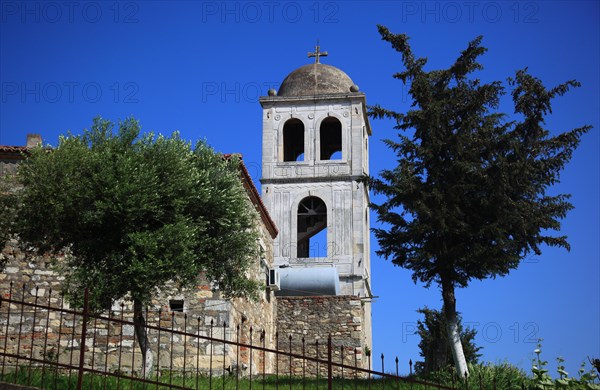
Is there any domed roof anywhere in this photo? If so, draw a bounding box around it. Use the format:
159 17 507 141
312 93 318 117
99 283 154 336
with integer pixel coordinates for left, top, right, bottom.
277 63 357 97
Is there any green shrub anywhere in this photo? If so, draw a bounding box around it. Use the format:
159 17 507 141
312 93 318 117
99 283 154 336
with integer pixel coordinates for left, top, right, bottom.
530 340 599 389
416 341 599 389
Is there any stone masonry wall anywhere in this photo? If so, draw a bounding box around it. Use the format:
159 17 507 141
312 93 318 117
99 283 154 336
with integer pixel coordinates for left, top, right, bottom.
0 220 277 377
276 296 367 377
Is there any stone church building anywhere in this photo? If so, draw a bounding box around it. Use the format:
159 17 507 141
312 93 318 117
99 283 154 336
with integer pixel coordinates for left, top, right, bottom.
0 55 373 375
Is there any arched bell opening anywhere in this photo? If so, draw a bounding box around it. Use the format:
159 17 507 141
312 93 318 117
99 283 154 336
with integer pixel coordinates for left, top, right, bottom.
297 196 327 258
283 119 305 162
319 117 342 160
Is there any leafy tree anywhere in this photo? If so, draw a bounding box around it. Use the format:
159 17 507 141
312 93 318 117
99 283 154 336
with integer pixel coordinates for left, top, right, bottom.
414 307 481 376
368 26 591 378
9 117 260 375
0 176 18 269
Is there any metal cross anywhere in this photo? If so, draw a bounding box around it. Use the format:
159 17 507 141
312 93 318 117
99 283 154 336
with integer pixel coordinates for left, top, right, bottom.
308 43 328 64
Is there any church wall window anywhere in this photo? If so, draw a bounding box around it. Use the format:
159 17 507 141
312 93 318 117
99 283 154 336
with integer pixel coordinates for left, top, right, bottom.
169 299 184 312
283 119 305 162
319 117 342 160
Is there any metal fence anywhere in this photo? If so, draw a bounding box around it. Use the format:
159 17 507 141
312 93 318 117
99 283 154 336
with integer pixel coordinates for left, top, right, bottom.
0 283 454 389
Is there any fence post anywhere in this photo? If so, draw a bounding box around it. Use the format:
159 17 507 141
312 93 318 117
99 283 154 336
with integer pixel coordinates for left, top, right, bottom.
76 288 89 390
395 357 399 390
409 359 413 390
327 334 332 390
381 354 385 390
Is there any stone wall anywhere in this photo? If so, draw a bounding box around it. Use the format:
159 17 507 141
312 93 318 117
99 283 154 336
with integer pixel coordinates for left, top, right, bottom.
0 149 24 177
0 145 280 377
276 295 367 377
0 219 278 377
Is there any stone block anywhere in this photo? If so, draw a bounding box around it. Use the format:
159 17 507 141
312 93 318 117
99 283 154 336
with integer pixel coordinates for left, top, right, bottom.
122 325 134 336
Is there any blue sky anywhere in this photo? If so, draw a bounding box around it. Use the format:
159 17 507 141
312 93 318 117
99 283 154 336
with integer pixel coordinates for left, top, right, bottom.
1 0 598 378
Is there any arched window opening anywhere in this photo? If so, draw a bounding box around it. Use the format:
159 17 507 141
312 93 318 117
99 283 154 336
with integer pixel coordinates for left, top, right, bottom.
320 117 342 160
283 119 305 162
329 151 342 160
297 196 327 258
309 227 328 257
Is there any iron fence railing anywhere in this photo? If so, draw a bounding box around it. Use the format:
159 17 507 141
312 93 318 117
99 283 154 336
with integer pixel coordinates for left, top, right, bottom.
0 282 455 389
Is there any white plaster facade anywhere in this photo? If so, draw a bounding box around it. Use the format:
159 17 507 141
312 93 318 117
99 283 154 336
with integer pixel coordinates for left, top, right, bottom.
259 74 372 300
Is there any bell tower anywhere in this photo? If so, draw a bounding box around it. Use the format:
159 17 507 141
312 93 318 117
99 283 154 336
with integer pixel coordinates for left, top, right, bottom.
259 47 372 309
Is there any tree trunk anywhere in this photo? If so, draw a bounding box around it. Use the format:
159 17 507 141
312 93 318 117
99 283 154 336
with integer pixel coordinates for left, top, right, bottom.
133 299 154 378
441 277 469 379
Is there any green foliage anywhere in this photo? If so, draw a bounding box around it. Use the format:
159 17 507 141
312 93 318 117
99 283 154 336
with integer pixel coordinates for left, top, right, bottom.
0 175 18 268
3 357 597 389
369 25 591 378
421 354 599 389
414 307 481 375
468 362 529 389
10 116 260 311
1 369 449 390
530 341 600 389
423 362 529 389
369 26 591 288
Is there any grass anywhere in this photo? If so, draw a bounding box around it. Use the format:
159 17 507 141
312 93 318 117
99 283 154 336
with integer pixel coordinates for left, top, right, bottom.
0 366 449 390
5 360 598 389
